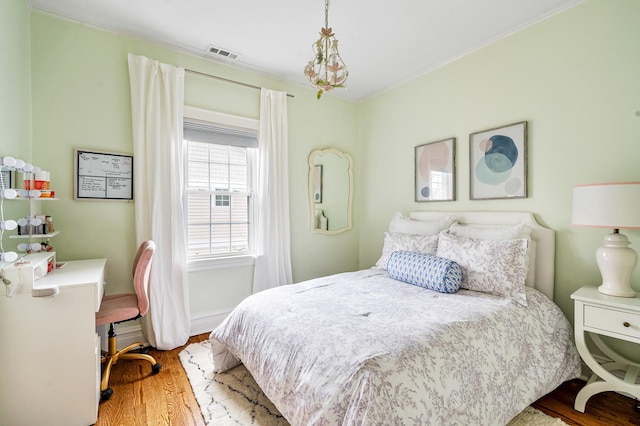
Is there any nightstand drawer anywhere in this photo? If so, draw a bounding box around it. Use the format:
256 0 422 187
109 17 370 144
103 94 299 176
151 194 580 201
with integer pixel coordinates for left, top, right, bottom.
584 305 640 340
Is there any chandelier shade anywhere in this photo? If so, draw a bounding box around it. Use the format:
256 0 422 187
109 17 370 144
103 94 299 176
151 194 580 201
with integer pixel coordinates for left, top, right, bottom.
304 0 349 100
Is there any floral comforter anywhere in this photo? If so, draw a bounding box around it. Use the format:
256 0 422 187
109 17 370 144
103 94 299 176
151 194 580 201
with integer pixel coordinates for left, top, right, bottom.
209 269 581 426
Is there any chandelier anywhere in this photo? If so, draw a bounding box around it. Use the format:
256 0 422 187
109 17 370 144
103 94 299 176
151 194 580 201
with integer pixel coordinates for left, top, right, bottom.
304 0 349 100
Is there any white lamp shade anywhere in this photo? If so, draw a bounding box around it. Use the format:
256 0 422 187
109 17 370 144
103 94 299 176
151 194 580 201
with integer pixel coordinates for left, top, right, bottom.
572 181 640 297
572 182 640 229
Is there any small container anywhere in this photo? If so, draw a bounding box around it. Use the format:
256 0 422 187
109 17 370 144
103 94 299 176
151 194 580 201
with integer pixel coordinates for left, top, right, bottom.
45 216 54 234
34 171 50 190
22 172 34 190
24 171 50 190
17 217 29 235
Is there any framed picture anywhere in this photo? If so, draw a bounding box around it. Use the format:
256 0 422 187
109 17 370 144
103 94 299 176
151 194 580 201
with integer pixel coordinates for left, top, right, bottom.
469 121 527 200
312 165 323 203
74 149 134 201
415 137 456 202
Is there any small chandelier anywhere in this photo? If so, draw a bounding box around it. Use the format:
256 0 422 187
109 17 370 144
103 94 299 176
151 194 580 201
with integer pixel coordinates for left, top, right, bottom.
304 0 349 100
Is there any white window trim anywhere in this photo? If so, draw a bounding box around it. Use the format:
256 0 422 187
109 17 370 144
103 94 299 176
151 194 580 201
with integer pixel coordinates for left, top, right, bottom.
184 105 259 272
188 254 255 271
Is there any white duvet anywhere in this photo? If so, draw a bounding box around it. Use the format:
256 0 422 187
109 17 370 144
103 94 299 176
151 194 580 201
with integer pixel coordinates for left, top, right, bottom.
210 269 581 426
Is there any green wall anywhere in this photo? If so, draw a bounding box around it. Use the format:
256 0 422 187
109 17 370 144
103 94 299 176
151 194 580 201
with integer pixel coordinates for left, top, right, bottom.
358 0 640 358
24 10 359 318
0 0 32 250
0 0 31 159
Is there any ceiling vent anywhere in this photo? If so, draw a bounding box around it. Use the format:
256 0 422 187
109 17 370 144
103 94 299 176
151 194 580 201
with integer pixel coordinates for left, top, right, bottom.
206 45 239 60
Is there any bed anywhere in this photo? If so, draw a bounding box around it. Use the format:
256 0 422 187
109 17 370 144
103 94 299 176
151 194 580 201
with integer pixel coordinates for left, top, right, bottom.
209 211 581 425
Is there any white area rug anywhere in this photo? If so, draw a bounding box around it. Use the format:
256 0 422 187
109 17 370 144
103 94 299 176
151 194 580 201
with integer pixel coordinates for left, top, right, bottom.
179 341 566 426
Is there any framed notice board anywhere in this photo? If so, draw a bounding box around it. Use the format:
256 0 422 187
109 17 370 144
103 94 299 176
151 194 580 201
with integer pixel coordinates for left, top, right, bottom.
74 149 134 201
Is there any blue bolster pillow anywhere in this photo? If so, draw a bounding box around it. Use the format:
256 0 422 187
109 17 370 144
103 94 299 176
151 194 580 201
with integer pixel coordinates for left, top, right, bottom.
387 250 462 294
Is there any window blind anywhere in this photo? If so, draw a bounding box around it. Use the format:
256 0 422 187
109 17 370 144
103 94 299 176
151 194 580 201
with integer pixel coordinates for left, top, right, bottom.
184 120 258 148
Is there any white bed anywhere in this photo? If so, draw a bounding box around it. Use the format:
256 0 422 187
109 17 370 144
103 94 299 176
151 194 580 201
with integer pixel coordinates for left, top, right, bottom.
209 211 581 425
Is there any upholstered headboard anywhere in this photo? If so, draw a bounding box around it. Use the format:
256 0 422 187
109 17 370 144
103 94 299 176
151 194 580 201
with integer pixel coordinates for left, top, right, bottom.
409 211 555 300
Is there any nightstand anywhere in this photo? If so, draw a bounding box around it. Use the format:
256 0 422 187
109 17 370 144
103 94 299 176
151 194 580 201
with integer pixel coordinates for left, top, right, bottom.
571 286 640 412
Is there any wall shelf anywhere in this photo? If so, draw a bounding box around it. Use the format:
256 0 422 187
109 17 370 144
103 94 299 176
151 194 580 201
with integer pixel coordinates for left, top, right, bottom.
14 197 59 201
10 231 60 240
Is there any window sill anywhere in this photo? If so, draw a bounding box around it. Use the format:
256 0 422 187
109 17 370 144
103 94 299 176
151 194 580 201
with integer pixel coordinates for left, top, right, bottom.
187 254 255 272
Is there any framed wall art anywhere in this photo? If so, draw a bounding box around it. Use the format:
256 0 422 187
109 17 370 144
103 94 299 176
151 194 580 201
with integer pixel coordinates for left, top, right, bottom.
74 149 134 201
469 121 527 200
415 137 455 202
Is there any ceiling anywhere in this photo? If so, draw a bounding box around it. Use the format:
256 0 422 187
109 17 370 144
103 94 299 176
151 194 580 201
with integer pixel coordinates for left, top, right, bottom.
27 0 582 102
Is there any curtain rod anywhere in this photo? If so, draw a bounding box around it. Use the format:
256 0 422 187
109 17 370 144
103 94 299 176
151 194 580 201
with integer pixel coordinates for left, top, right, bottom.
185 68 294 98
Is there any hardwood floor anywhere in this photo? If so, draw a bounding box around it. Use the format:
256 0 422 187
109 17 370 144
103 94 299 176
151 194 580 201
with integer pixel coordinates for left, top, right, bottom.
532 380 640 426
96 333 640 426
95 334 209 426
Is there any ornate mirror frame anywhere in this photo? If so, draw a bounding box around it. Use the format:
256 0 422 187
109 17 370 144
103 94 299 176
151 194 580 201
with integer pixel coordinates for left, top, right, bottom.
307 148 353 235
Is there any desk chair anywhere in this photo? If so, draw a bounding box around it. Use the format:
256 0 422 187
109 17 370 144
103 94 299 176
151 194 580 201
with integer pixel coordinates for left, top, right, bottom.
95 240 161 400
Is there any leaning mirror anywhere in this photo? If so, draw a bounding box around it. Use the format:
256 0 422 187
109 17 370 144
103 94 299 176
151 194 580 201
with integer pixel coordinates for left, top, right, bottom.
308 148 353 234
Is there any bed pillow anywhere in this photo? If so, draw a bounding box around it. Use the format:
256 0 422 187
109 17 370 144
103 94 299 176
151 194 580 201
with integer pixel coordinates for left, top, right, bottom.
436 232 529 306
389 212 456 235
374 232 439 270
448 222 535 287
448 222 531 240
387 250 462 293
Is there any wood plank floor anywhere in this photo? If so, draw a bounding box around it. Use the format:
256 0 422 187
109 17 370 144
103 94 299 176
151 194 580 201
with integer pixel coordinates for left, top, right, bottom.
95 333 640 426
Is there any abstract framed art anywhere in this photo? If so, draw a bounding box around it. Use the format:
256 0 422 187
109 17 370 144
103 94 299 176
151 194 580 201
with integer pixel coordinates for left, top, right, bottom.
469 121 527 200
415 137 455 202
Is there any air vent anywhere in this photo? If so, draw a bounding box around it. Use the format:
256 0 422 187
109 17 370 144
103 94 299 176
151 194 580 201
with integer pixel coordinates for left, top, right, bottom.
207 45 239 60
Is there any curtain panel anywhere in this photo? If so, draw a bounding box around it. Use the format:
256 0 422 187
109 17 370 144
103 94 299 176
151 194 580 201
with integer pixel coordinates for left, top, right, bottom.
127 53 189 350
253 88 293 293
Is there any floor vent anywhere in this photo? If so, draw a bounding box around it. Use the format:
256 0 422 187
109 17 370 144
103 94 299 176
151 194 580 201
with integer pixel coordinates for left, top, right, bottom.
207 45 239 60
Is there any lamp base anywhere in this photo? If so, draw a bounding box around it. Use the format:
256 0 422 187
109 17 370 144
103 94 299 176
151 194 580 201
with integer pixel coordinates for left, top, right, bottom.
598 284 637 298
596 230 637 298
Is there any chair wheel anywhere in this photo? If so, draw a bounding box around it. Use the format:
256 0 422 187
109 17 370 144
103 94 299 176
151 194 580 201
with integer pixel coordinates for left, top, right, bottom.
101 388 113 401
152 363 161 374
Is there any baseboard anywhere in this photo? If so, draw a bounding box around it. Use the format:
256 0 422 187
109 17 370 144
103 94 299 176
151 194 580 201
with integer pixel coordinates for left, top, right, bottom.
190 310 230 336
98 310 232 351
96 323 149 351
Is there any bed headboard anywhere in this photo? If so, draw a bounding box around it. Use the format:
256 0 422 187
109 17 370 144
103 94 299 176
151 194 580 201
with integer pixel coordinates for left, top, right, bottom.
409 211 555 300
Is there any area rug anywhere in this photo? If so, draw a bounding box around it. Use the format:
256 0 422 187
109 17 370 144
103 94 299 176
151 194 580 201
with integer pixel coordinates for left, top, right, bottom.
179 341 566 425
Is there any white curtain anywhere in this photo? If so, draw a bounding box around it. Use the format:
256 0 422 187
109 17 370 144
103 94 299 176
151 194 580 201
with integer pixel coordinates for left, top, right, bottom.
127 54 189 350
252 88 293 293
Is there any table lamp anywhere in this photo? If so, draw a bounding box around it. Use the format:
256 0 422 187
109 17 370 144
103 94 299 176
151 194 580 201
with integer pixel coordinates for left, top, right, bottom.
572 182 640 297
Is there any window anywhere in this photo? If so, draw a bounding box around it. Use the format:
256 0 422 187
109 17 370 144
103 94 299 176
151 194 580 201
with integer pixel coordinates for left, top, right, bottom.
215 194 230 207
183 107 258 269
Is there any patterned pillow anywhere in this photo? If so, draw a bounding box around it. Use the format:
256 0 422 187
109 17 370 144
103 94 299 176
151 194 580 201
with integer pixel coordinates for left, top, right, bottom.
436 232 529 306
448 222 535 287
374 232 439 270
387 250 462 293
448 222 531 240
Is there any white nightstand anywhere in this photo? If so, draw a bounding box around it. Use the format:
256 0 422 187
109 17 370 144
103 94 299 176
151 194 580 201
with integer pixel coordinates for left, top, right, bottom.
571 286 640 412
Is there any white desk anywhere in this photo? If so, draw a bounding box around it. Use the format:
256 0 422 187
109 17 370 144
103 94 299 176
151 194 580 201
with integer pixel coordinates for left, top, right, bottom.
0 258 107 426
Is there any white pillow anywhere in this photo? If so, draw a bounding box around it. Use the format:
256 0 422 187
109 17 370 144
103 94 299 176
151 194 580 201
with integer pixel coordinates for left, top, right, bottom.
389 212 456 236
448 222 535 287
375 232 439 270
436 232 529 306
448 222 531 240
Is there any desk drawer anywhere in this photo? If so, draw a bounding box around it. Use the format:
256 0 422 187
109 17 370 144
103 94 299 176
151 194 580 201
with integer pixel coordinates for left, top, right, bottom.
584 305 640 340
